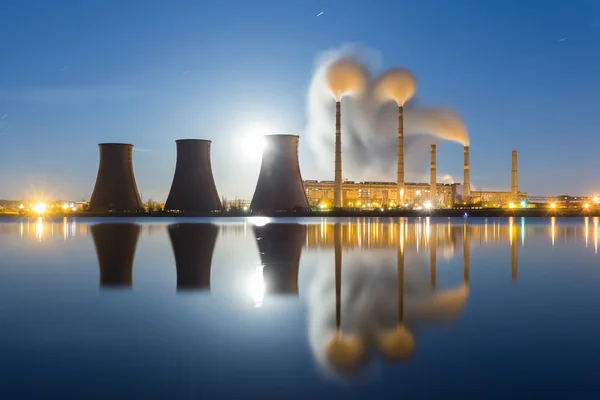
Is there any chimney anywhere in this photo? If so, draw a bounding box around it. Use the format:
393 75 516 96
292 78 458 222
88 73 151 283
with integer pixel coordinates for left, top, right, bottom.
512 150 518 202
398 105 405 204
463 146 470 204
334 101 342 207
430 144 436 205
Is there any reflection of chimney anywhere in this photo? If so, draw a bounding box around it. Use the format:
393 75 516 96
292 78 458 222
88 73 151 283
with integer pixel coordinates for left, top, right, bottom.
511 221 518 282
398 106 405 204
511 150 518 202
430 223 437 289
253 223 307 294
463 223 470 285
91 223 141 287
334 101 343 207
334 223 342 329
168 224 219 291
463 146 470 204
250 135 310 213
430 144 436 205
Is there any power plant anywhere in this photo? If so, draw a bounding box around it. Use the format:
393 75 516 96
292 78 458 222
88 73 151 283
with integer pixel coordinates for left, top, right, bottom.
463 146 471 204
88 143 144 213
250 135 310 213
252 223 306 294
91 223 141 287
168 223 219 291
334 101 343 208
164 139 221 213
430 144 436 205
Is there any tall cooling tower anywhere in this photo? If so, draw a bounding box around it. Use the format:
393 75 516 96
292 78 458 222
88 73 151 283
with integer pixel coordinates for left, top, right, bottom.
91 223 141 288
463 146 470 204
430 144 437 205
511 150 518 202
164 139 221 213
88 143 144 213
252 223 307 294
168 223 219 291
250 135 310 213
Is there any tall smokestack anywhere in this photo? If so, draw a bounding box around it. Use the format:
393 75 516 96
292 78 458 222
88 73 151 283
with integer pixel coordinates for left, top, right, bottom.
463 146 470 204
430 144 436 205
250 134 310 213
334 101 342 208
88 143 144 213
512 150 518 203
398 106 404 204
164 139 221 213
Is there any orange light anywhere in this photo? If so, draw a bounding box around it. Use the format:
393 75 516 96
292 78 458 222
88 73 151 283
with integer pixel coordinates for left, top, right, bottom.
550 203 556 209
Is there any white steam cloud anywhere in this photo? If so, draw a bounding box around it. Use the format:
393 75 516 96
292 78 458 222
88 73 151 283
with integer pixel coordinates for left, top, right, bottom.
305 44 470 183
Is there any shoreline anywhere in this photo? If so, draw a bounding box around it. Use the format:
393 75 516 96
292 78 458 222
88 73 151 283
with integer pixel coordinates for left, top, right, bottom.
1 208 599 219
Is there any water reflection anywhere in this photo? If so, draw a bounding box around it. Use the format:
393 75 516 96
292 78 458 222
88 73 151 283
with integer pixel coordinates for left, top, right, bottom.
90 223 141 288
168 223 219 291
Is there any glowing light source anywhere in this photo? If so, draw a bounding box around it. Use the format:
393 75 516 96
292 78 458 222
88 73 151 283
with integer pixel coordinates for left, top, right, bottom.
32 202 47 214
423 201 432 210
319 203 327 210
550 203 556 209
508 203 515 209
584 203 590 209
594 196 599 204
62 203 69 210
520 201 526 208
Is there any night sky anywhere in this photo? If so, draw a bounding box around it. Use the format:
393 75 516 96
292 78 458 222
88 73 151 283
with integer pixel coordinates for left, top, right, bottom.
0 0 599 201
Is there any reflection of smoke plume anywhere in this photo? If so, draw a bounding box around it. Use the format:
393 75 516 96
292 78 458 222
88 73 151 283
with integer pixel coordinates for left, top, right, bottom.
306 45 470 182
306 250 468 379
327 58 369 100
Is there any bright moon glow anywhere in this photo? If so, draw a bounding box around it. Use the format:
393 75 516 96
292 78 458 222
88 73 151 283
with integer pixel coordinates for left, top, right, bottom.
240 125 270 160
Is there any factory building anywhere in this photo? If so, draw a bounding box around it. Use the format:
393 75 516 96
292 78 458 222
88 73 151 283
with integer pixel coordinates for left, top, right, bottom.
304 180 454 208
468 190 528 207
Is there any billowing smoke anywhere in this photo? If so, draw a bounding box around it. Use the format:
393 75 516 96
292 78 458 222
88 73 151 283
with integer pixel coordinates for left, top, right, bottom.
305 45 470 182
305 250 469 379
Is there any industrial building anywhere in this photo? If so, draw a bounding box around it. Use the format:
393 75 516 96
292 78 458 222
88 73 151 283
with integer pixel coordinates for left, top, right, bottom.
164 139 222 213
88 143 145 213
250 134 310 212
91 223 141 287
168 223 219 291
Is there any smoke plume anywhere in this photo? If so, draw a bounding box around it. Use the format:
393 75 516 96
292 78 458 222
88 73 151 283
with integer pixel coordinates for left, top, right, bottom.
305 45 470 182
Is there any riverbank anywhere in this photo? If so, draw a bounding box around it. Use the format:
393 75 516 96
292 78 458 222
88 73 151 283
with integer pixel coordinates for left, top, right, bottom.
2 208 599 219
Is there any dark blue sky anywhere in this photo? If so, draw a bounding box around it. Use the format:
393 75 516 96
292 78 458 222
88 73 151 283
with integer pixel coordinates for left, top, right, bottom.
0 0 599 201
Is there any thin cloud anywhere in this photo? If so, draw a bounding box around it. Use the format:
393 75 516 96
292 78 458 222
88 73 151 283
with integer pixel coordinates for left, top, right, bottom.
317 11 324 17
558 36 567 42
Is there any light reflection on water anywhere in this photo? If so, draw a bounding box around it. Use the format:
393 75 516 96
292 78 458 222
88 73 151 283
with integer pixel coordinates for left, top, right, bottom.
0 217 599 397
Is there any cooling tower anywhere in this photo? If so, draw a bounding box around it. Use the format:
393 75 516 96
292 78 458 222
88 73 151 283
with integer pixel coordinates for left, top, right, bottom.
164 139 221 213
252 223 307 294
334 101 343 207
168 223 219 291
463 146 470 204
250 135 310 213
512 150 518 202
91 223 141 287
398 105 405 204
430 144 436 205
88 143 144 213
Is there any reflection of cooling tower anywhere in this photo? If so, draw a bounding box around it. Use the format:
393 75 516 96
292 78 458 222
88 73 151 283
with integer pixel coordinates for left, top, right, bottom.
430 144 436 205
88 143 144 213
164 140 221 212
250 135 310 213
463 146 470 204
253 223 307 294
91 223 141 287
168 223 219 290
512 150 518 202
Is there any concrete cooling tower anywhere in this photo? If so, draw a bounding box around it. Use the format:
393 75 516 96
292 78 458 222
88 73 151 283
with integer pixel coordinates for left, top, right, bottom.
91 223 141 287
250 135 310 213
168 223 220 291
88 143 144 213
252 223 307 294
164 139 222 213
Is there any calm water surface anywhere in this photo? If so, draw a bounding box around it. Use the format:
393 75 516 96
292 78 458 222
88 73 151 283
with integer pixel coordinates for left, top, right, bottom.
1 216 600 398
